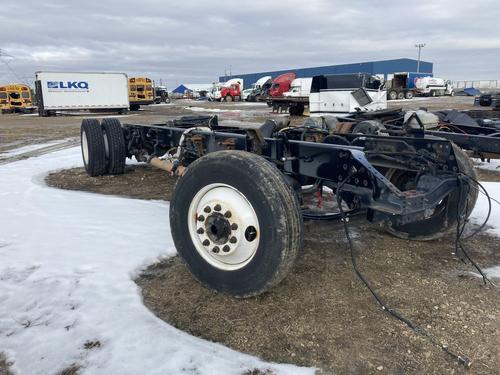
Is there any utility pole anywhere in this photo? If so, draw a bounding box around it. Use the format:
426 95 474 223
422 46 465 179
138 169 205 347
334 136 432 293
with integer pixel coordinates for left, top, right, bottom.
0 48 27 84
415 43 426 73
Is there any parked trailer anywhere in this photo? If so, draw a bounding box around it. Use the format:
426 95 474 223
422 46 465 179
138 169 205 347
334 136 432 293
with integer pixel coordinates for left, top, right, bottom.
80 113 479 297
309 73 387 116
385 72 454 100
35 71 129 117
385 72 428 100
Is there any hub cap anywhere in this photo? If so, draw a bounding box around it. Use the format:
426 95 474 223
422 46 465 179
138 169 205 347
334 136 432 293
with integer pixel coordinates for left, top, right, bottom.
82 131 89 165
188 183 260 271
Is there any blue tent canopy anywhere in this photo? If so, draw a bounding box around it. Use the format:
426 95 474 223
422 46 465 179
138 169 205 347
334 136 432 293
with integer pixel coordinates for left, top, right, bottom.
172 84 191 94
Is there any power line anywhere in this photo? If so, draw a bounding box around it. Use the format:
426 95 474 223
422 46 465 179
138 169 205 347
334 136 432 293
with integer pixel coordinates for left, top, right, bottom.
0 48 28 85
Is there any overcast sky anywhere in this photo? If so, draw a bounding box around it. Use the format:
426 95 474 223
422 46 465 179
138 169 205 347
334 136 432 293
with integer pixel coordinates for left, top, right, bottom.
0 0 499 88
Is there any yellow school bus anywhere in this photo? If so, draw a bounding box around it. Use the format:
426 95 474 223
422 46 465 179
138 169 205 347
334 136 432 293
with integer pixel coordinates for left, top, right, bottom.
128 77 154 111
0 84 34 113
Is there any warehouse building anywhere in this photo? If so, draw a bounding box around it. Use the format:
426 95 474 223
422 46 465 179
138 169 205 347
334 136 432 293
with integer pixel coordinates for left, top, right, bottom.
219 58 433 88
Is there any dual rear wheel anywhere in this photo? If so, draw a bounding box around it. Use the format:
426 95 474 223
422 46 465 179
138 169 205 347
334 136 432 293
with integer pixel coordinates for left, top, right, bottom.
80 118 126 176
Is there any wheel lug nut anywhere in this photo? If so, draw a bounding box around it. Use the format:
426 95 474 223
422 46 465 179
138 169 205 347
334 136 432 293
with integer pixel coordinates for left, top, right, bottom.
202 239 210 246
222 245 230 253
214 204 221 211
197 228 204 234
204 206 211 213
231 223 238 230
197 215 205 222
229 236 237 244
212 246 220 253
224 211 232 218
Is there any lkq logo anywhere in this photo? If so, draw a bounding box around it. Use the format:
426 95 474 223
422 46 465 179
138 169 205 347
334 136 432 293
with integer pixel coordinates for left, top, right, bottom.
47 81 89 91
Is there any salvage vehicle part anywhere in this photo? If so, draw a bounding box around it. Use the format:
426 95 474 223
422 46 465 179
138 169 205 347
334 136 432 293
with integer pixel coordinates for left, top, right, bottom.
79 114 494 368
384 144 478 240
342 109 500 159
80 114 480 295
170 150 302 297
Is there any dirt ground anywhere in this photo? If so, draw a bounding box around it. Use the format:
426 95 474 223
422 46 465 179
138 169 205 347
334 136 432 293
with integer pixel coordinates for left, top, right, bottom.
46 165 177 201
0 353 13 375
5 97 500 374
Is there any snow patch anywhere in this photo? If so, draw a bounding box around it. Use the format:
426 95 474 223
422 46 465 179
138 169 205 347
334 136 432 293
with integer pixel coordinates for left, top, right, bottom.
185 106 241 113
470 265 500 280
0 147 311 375
0 140 64 158
474 158 500 172
469 181 500 237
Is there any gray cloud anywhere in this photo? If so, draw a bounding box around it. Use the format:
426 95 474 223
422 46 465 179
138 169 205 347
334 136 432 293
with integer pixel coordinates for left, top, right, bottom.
0 0 499 88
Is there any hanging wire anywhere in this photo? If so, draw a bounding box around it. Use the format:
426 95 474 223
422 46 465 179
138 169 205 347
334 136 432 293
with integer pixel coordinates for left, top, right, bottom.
334 169 480 368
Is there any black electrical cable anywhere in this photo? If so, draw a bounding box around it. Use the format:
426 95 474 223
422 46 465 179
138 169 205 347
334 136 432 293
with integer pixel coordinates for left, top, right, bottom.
335 170 473 368
454 175 494 286
459 175 493 240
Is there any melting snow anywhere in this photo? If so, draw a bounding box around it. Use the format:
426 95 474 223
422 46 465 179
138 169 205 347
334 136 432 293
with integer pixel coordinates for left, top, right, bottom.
0 147 311 375
185 106 241 113
469 181 500 237
474 158 500 172
0 141 64 158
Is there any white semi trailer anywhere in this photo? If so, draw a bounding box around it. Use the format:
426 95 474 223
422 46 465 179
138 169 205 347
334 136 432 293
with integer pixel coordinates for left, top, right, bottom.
309 73 386 117
35 71 129 116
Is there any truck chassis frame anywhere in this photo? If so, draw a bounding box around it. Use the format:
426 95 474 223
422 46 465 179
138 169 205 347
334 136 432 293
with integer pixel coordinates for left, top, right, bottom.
80 114 485 298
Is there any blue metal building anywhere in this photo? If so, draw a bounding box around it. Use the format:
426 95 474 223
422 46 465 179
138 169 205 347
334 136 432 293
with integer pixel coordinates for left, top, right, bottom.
219 58 433 89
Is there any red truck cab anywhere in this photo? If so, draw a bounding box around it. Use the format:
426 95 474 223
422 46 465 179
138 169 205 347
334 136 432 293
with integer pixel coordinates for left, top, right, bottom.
219 78 243 102
268 72 296 97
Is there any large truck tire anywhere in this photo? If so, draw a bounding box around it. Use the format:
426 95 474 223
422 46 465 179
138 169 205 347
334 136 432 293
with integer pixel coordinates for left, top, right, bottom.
405 91 414 99
388 90 398 100
101 118 126 175
479 95 492 107
289 105 299 116
295 103 305 116
385 144 478 241
170 150 303 297
81 119 107 177
397 91 405 100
